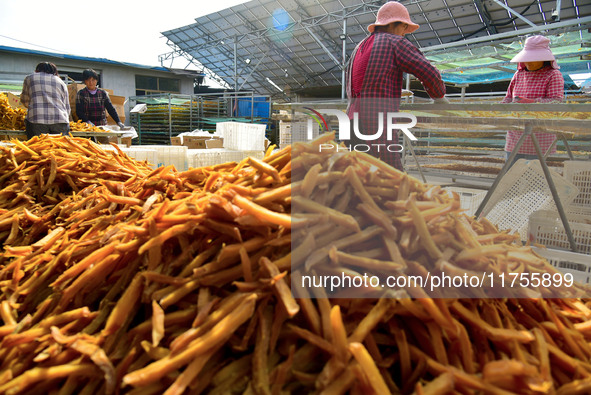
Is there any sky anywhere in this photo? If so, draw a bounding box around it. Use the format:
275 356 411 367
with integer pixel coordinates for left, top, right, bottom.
0 0 248 75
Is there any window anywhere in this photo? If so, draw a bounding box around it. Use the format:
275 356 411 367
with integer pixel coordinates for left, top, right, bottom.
58 67 103 86
135 75 180 95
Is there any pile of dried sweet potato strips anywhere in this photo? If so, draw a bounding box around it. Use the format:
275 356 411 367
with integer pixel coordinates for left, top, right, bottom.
0 133 590 394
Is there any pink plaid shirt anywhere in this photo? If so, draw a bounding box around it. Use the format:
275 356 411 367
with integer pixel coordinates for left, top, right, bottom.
501 65 564 155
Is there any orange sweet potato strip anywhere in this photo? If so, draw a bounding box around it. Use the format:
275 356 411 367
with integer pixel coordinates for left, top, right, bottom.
232 194 295 229
103 274 144 336
51 244 116 288
248 156 282 183
261 257 299 318
349 342 392 395
420 372 454 395
123 294 256 387
151 301 165 348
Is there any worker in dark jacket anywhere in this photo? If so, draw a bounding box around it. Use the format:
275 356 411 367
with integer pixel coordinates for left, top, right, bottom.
346 1 446 170
76 69 125 128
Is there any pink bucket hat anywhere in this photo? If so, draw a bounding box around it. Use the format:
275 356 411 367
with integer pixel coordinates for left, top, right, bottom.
368 2 420 34
511 35 559 69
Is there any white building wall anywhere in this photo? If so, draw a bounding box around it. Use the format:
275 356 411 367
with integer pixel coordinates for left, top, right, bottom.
0 49 195 121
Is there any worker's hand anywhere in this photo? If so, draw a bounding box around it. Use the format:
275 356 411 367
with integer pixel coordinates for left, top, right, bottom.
433 96 450 104
118 121 132 131
515 96 535 103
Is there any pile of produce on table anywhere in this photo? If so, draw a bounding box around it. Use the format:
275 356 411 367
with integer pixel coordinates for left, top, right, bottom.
0 134 590 394
0 94 26 131
0 93 117 133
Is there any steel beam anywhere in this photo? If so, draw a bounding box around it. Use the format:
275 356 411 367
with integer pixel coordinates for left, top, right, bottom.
341 17 347 100
491 0 537 28
438 50 591 73
304 26 342 69
473 0 498 35
421 16 591 53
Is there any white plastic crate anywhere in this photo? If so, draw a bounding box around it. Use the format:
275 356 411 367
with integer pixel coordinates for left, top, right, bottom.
443 187 487 217
186 149 245 169
481 159 579 240
564 160 591 207
290 117 320 144
241 150 266 161
100 145 158 168
140 145 188 171
532 247 591 285
219 150 247 164
216 122 266 151
120 148 158 168
279 120 292 148
186 149 223 168
528 208 591 255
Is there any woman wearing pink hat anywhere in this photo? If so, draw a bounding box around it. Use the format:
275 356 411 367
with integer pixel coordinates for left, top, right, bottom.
502 35 565 166
345 1 446 171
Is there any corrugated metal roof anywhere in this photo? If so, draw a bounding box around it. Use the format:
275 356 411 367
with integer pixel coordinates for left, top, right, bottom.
0 45 200 75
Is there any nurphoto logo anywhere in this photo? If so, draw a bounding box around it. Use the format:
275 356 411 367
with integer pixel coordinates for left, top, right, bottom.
303 108 418 153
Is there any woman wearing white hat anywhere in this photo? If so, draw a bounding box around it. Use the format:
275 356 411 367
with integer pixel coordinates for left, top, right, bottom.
502 35 565 166
345 1 446 171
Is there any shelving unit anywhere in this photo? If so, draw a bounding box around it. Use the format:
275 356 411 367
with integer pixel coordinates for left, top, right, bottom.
400 102 591 252
128 92 270 145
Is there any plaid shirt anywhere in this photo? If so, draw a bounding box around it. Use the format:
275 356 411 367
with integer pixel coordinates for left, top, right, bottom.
502 65 564 155
346 32 445 170
20 72 70 124
76 88 120 126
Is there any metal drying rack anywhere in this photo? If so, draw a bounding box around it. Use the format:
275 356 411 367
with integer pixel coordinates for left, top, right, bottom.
400 102 591 252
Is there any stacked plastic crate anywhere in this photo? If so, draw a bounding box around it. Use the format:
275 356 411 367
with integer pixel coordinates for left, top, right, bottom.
99 144 159 169
140 145 188 171
528 160 591 284
213 121 268 164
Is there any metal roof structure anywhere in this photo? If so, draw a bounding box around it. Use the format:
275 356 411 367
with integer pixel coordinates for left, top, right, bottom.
161 0 591 100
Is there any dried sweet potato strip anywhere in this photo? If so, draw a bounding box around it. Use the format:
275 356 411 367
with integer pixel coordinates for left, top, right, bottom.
0 363 99 395
138 222 195 255
232 194 294 229
252 183 291 206
252 305 273 395
348 298 392 343
103 274 144 336
329 305 349 362
405 198 442 260
151 301 165 348
51 243 116 288
123 294 256 387
261 257 299 317
59 254 120 308
170 293 246 352
239 246 254 283
300 163 322 199
292 195 359 232
349 342 392 395
556 377 591 395
248 156 282 184
0 301 16 326
419 372 454 395
163 347 218 395
451 301 534 343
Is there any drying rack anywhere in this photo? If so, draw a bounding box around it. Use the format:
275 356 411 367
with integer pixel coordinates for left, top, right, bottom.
399 102 591 252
